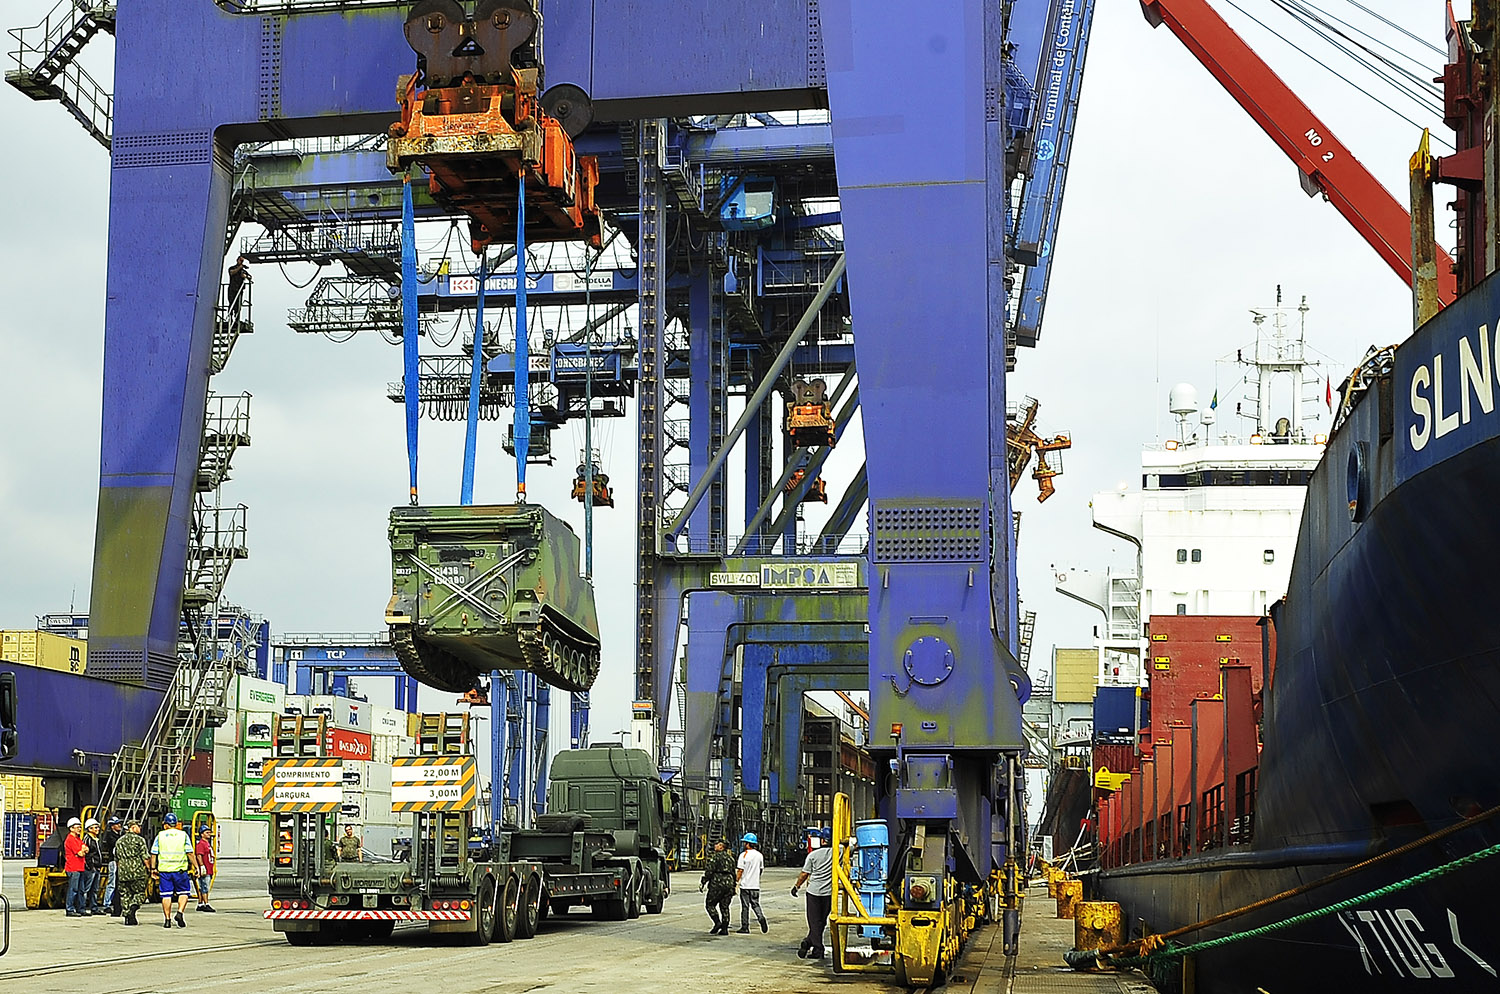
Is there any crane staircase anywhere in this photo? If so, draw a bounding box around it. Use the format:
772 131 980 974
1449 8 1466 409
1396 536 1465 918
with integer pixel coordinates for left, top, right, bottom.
98 613 258 826
4 0 115 148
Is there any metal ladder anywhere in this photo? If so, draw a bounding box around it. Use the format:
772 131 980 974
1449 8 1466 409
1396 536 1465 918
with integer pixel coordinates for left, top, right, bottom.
1016 609 1037 671
635 118 665 704
4 0 115 148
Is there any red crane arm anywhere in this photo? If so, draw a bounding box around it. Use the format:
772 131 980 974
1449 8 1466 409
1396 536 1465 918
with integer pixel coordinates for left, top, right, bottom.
1142 0 1457 306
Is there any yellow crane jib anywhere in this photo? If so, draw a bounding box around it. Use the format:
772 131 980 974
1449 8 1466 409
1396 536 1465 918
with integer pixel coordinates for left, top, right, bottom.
1005 396 1072 503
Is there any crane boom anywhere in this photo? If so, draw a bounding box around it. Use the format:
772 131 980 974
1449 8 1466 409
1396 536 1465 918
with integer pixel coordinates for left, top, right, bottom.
1142 0 1458 306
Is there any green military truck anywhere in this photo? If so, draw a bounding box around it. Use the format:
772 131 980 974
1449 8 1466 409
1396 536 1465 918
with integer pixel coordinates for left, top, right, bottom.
265 727 674 944
504 744 674 918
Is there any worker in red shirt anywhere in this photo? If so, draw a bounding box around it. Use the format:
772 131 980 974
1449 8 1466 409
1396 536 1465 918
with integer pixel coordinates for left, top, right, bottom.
63 817 91 917
193 825 217 912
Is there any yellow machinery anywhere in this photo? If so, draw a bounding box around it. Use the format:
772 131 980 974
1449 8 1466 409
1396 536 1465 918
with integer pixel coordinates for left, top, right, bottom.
1005 396 1072 502
824 792 1001 985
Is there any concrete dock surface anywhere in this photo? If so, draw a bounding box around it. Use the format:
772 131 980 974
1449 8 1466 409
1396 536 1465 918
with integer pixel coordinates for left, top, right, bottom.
0 869 1155 994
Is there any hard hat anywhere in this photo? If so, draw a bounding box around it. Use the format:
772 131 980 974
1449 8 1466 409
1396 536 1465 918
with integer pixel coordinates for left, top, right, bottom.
163 813 179 825
817 826 832 841
67 817 82 828
84 818 99 828
108 816 122 826
741 832 758 844
200 825 213 835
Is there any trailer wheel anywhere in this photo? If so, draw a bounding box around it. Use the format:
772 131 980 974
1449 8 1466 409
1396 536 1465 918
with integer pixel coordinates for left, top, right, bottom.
285 931 315 947
469 877 496 946
496 876 520 943
516 875 541 939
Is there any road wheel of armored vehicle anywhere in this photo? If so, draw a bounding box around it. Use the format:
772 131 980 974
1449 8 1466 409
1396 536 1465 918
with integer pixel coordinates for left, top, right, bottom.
469 877 496 946
516 874 542 939
497 876 521 943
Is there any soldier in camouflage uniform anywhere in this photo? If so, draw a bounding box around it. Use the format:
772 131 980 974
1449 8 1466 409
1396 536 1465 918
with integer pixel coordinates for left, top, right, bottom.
698 840 736 935
113 820 150 926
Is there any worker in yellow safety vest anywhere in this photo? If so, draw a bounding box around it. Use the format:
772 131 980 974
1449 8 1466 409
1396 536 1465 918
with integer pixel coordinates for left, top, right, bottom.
149 813 200 929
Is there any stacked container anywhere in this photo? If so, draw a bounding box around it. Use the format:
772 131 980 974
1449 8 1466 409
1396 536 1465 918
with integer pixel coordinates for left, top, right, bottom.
0 630 87 673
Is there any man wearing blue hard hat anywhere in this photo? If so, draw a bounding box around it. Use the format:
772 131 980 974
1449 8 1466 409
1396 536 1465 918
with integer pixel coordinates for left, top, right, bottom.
149 813 200 929
792 826 835 959
734 832 768 933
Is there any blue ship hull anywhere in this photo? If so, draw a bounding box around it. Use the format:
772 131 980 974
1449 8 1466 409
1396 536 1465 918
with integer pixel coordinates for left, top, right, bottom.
1099 271 1500 991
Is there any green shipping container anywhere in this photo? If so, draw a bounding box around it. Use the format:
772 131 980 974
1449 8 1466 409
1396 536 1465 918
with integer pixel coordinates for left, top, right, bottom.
170 785 214 824
195 727 215 752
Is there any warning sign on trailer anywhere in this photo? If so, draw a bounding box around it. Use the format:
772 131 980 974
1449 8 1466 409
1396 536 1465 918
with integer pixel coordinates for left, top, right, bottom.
261 758 344 813
392 756 478 812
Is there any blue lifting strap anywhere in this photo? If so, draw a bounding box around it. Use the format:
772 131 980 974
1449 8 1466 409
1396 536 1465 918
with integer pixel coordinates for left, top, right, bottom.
401 171 420 505
460 248 486 505
514 172 531 499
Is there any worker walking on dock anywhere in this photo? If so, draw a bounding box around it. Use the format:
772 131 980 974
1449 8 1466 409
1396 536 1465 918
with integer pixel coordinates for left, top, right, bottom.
791 827 834 960
735 833 768 933
700 840 736 935
194 825 217 912
114 820 149 926
150 813 199 929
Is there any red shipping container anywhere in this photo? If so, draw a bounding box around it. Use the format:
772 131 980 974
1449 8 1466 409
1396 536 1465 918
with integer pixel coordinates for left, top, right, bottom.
182 749 213 787
1145 615 1275 735
326 727 373 760
1092 742 1138 780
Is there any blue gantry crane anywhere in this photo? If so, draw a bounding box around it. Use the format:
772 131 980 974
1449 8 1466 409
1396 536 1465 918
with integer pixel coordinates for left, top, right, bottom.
5 0 1092 981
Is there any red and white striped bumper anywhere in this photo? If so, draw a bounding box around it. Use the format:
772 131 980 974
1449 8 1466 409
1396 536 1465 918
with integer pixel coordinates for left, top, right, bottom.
264 909 471 921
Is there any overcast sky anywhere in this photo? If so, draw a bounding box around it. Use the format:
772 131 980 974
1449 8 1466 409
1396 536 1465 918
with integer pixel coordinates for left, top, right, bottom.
0 1 1458 742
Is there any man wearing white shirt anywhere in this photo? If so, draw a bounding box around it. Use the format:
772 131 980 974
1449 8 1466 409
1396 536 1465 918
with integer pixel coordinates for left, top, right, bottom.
735 832 768 933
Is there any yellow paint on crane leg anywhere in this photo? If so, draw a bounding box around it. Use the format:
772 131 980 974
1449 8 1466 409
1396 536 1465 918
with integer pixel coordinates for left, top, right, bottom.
894 907 946 986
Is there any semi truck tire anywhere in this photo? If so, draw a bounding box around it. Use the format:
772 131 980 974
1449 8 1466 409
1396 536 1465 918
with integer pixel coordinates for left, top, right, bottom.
497 876 520 942
469 877 496 946
645 864 666 914
516 874 542 939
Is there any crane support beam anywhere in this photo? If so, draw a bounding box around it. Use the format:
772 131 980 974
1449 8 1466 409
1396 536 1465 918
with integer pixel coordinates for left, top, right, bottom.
1141 0 1457 305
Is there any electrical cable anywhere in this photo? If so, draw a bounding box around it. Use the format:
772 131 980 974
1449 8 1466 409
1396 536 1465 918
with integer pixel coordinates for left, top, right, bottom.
1221 0 1452 149
1268 0 1443 115
1346 0 1445 58
277 259 325 289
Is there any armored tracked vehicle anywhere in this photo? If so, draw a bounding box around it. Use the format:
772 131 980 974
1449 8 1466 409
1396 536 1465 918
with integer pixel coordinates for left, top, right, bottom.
386 504 601 693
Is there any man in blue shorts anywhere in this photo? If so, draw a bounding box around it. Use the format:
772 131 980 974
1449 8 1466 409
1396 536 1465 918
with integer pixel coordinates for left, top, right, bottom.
149 813 200 929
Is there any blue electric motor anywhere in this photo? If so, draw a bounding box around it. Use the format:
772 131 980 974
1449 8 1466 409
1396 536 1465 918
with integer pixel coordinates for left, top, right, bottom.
854 819 888 937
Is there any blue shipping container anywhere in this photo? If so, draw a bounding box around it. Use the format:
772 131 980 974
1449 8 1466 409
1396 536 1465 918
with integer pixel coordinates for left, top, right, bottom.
3 811 37 860
1093 686 1140 741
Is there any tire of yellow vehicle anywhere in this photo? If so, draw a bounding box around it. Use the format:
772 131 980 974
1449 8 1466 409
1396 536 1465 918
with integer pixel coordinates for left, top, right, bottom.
516 873 541 939
496 875 520 943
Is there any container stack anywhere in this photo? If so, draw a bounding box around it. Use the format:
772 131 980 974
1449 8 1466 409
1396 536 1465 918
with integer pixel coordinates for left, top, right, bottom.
0 775 49 859
0 630 87 673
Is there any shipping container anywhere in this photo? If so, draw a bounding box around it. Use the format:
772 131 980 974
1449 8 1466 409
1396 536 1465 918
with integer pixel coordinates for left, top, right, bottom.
211 790 235 824
182 748 214 787
324 727 372 761
1143 615 1273 735
1093 742 1138 781
243 711 275 745
0 630 87 673
1093 686 1141 741
216 818 270 858
0 774 46 811
242 746 272 781
338 760 392 794
372 734 415 764
170 785 214 823
234 674 286 713
3 811 38 859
